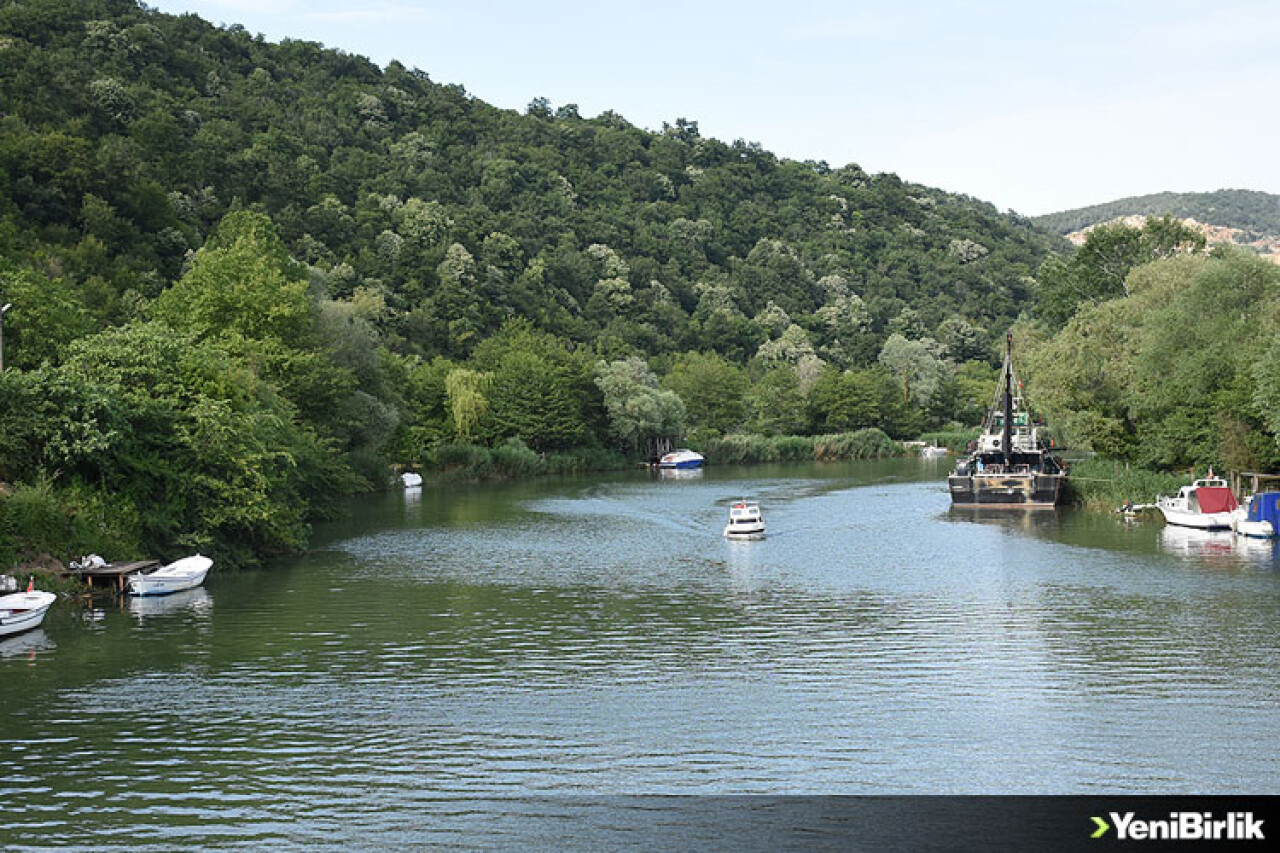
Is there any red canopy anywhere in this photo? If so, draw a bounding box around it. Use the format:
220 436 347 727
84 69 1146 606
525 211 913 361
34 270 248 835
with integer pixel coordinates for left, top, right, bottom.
1196 487 1238 513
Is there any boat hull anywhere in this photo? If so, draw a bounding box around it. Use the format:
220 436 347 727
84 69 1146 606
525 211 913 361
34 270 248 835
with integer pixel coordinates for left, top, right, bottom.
724 522 766 539
947 472 1065 508
1233 518 1275 538
1159 507 1233 530
0 591 56 638
128 555 212 597
659 459 702 469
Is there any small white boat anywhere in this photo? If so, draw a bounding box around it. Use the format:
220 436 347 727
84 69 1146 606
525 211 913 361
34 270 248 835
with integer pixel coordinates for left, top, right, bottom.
658 449 704 470
400 471 423 488
724 500 765 539
128 555 212 597
921 444 949 458
1231 492 1280 538
0 584 57 638
1156 474 1238 530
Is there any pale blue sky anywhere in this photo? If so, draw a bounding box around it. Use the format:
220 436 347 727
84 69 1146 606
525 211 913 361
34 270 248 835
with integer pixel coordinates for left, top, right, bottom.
147 0 1280 215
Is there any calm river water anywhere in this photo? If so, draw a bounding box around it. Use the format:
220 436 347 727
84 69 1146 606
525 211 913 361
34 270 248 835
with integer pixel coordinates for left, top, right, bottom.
3 459 1279 849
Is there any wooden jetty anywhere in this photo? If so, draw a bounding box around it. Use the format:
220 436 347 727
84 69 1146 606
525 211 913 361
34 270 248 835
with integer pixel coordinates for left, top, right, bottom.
61 560 159 594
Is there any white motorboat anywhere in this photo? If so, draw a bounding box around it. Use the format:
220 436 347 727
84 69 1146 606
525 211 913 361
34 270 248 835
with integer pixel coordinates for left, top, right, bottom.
723 500 765 539
400 471 423 488
0 584 57 638
921 444 949 458
1157 474 1238 530
1231 491 1280 538
128 555 212 597
658 449 704 470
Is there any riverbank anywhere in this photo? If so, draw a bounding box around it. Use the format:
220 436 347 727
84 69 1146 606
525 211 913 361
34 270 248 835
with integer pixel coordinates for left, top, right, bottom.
421 429 905 482
1064 457 1193 512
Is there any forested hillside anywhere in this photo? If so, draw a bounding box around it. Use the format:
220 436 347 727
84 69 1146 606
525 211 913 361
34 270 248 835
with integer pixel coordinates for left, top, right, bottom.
1 0 1066 567
1033 189 1280 238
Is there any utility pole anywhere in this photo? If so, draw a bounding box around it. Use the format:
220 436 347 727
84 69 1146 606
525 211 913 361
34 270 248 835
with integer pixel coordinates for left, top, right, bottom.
0 302 10 372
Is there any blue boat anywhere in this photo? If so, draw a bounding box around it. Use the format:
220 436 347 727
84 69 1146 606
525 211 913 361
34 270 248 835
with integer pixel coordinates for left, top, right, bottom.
1232 492 1280 538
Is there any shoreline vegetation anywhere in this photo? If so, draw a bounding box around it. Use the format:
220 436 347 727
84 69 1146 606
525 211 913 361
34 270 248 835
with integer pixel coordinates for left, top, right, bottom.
1062 457 1196 512
419 427 905 482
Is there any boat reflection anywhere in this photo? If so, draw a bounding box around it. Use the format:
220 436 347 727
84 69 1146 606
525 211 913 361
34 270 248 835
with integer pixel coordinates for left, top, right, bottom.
1158 524 1278 564
655 467 703 481
127 586 212 620
0 628 54 658
944 506 1064 536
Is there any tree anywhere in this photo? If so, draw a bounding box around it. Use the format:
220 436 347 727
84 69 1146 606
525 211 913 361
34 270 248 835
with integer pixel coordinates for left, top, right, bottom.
594 357 685 455
663 351 748 435
488 349 587 450
877 334 951 408
1034 216 1206 328
445 368 491 440
151 211 312 344
748 365 807 436
807 367 882 433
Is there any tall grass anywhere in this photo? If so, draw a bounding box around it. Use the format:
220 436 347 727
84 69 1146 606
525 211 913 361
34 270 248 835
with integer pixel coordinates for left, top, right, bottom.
424 439 628 481
1064 457 1193 511
701 429 902 465
916 428 981 452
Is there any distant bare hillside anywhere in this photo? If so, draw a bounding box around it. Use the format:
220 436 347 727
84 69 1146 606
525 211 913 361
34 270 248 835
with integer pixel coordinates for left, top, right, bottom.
1033 189 1280 261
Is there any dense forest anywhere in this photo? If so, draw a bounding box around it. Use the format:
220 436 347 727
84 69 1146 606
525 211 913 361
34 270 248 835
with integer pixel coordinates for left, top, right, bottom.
2 0 1278 571
1033 189 1280 238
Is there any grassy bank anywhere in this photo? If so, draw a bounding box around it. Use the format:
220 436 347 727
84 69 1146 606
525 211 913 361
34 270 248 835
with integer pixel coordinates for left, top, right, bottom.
698 428 902 464
1064 457 1192 511
424 439 629 482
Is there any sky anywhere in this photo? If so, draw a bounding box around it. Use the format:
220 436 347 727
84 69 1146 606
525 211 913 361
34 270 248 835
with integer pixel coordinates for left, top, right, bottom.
145 0 1280 216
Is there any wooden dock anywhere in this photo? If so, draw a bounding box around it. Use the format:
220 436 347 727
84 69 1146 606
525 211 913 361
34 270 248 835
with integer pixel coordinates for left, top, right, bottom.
61 560 159 594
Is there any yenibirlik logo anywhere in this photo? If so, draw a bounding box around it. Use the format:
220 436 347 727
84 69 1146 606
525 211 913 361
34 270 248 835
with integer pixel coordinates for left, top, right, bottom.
1091 812 1265 842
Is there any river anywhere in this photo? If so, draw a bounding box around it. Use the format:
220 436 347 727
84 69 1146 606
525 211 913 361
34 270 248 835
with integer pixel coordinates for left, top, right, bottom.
2 458 1278 849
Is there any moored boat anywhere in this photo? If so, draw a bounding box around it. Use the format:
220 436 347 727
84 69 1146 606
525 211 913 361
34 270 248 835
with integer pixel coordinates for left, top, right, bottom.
947 334 1067 508
658 449 704 470
1231 491 1280 538
128 555 212 597
0 582 57 638
723 500 765 539
1157 474 1237 530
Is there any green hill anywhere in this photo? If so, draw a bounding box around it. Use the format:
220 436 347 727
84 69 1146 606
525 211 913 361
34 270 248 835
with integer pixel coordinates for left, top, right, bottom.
1033 189 1280 237
0 0 1067 566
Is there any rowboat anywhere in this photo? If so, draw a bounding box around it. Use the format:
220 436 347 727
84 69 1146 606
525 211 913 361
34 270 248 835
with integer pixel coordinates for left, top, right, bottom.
127 555 212 597
0 584 57 638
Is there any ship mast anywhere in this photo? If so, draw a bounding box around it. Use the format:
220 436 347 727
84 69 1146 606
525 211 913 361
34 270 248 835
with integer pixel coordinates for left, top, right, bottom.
1002 332 1013 469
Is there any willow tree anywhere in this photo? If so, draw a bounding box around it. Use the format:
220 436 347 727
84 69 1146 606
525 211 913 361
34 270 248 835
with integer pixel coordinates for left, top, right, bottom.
445 367 491 440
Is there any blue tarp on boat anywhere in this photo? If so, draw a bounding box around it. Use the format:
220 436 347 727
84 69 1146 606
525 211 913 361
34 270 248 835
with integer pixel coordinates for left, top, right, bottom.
1246 492 1280 527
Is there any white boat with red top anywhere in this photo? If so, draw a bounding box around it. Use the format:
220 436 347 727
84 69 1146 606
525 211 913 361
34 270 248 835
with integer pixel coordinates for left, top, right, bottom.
1157 473 1238 530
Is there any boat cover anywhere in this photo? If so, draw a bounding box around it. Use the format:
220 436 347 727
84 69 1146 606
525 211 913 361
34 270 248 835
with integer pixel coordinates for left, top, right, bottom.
1196 487 1238 513
1247 492 1280 525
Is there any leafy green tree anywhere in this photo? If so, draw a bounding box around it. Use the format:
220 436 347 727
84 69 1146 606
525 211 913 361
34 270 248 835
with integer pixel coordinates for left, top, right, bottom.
877 333 951 407
662 351 748 435
151 210 312 344
594 357 685 454
748 365 807 436
807 367 883 433
0 264 93 369
1034 216 1206 328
